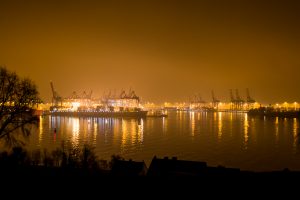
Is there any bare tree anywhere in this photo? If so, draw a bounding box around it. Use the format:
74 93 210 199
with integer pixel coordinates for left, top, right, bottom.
0 66 41 146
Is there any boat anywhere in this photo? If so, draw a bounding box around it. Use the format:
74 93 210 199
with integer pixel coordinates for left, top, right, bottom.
248 107 300 118
50 110 148 118
146 110 168 117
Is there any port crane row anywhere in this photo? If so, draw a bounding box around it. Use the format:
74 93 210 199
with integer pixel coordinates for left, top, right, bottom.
189 89 256 111
50 81 140 107
51 81 256 110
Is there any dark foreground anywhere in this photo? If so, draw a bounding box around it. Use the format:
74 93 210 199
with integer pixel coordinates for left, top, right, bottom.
2 156 300 179
1 146 299 194
1 158 299 197
1 165 299 197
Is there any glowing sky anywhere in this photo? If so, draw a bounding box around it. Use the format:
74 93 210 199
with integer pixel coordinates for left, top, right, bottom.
0 0 299 103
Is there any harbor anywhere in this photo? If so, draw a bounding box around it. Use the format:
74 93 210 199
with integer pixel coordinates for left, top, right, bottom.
48 82 148 118
35 83 300 119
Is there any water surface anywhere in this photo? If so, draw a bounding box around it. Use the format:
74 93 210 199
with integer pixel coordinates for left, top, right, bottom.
27 111 300 171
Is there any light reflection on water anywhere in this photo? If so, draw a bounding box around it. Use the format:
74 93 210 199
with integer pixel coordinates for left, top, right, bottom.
190 112 195 136
27 111 300 172
71 118 79 147
218 112 222 141
293 118 299 153
275 117 279 145
38 116 43 147
243 113 249 150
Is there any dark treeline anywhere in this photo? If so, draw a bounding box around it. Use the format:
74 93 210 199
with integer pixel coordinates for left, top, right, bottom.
0 142 125 177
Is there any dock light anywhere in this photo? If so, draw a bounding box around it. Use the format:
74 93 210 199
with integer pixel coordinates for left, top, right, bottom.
71 102 80 111
284 102 288 110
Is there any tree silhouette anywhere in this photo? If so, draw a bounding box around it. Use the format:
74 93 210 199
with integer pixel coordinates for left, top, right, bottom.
0 66 41 146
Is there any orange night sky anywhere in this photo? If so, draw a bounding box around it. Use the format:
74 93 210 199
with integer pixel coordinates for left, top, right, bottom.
0 0 299 104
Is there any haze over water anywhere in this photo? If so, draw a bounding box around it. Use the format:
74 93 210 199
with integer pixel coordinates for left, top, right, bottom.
27 111 300 172
1 1 300 104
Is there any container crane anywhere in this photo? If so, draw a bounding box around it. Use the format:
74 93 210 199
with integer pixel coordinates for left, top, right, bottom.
211 90 220 110
246 88 255 109
50 81 63 107
229 89 236 110
235 89 244 110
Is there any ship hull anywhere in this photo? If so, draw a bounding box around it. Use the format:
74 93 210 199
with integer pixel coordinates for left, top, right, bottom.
248 109 300 118
50 111 148 118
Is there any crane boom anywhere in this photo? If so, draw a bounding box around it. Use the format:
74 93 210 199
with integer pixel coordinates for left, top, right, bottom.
50 81 56 99
229 89 235 102
235 89 242 101
49 81 63 106
246 88 255 103
211 90 220 102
